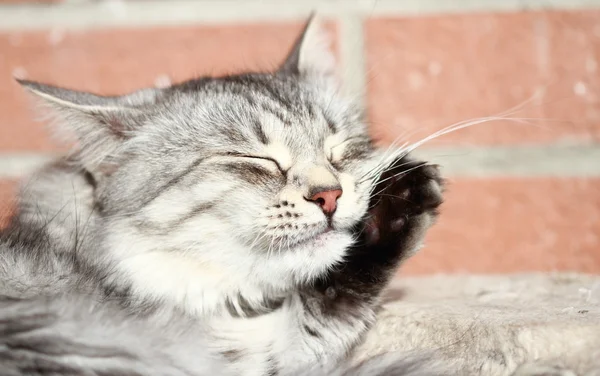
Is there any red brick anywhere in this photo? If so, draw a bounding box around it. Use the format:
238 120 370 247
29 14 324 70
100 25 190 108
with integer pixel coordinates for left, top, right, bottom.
402 178 600 275
542 11 600 136
0 22 337 152
366 11 600 147
0 180 17 229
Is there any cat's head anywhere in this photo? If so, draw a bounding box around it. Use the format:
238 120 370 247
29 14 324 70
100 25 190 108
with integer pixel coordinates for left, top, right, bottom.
19 17 392 294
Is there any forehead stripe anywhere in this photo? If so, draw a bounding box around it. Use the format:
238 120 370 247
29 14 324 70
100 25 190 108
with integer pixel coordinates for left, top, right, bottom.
252 118 269 144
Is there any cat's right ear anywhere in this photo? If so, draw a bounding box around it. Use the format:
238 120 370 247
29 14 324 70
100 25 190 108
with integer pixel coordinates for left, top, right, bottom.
279 14 336 82
17 79 164 176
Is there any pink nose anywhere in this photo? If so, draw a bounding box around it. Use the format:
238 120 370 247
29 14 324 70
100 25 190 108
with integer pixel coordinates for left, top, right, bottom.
309 189 343 215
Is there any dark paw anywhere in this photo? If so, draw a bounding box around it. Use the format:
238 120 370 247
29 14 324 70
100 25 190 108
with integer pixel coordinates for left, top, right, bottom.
363 157 444 247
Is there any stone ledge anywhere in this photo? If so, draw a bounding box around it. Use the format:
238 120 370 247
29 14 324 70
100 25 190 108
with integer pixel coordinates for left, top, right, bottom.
357 273 600 375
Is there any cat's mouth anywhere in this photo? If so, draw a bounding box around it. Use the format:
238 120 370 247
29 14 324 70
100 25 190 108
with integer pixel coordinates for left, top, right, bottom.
257 216 352 252
288 225 339 249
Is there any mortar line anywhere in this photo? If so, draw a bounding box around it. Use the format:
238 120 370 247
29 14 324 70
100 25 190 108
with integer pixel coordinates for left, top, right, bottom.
412 141 600 177
1 0 600 31
337 13 367 110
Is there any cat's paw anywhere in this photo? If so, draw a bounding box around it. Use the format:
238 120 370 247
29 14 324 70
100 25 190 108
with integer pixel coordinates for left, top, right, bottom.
363 158 444 253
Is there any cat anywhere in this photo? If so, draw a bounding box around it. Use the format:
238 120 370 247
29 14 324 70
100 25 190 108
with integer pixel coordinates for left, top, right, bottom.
0 16 446 376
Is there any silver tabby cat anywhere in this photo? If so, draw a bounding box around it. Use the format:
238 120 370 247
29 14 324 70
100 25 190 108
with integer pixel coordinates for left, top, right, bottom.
0 17 446 376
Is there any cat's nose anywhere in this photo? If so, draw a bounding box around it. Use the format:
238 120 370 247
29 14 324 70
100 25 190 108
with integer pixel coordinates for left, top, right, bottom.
308 187 343 216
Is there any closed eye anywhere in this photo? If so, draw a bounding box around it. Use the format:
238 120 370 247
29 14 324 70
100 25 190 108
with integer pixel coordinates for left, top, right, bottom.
328 142 351 167
229 153 285 173
328 143 344 161
327 137 372 168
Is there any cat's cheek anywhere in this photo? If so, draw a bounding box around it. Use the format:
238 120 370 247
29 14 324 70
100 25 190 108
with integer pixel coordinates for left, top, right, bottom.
333 173 368 229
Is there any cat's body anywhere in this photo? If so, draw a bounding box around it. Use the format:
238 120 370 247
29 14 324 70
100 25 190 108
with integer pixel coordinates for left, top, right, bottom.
0 17 445 375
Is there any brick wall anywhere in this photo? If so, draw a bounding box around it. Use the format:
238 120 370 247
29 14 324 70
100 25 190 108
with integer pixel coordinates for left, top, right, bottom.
1 0 599 275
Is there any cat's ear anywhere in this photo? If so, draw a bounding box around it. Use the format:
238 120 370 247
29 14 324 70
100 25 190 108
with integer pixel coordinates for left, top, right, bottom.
17 79 163 175
279 14 336 79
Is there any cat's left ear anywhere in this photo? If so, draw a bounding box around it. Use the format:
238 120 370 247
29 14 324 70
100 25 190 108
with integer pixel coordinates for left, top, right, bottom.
279 14 336 80
17 79 164 175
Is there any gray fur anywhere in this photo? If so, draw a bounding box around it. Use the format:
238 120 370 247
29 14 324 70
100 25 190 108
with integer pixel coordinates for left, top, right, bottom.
1 16 449 375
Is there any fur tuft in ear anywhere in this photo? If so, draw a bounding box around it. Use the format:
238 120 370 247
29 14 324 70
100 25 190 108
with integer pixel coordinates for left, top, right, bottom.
18 79 164 176
279 14 336 79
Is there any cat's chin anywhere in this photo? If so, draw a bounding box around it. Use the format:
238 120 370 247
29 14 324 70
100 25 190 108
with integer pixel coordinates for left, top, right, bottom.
307 227 337 247
291 228 352 254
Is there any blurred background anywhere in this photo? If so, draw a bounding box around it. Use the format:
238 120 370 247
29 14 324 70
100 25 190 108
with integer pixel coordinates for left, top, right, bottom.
0 0 598 275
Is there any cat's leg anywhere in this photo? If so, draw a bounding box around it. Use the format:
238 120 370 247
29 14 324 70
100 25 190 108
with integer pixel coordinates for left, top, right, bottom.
270 156 445 373
0 294 230 376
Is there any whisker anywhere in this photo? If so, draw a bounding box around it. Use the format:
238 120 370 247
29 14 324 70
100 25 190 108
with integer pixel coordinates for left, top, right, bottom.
399 116 522 157
359 158 416 184
369 162 430 199
377 193 416 203
248 227 268 251
358 142 408 182
363 113 545 191
267 231 276 258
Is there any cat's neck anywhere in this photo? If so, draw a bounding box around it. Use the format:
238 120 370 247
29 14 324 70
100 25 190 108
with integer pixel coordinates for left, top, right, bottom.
94 229 292 317
113 250 270 316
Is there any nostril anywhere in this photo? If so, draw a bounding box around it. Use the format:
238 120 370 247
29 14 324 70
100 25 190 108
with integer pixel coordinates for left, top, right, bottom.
308 188 343 215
